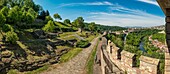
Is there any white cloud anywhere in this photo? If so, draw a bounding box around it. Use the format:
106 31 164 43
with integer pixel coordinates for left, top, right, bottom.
137 0 159 6
85 4 165 27
57 1 113 8
86 12 164 27
58 1 164 27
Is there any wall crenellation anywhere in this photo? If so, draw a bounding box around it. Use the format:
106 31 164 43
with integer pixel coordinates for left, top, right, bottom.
103 40 160 74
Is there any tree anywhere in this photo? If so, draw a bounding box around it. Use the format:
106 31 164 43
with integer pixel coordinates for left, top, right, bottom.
6 31 19 44
42 20 56 32
1 6 9 17
0 0 8 9
26 13 34 24
7 6 22 24
53 13 62 21
45 16 53 23
28 8 37 19
0 12 6 27
24 0 34 8
74 17 85 32
88 22 95 32
33 4 43 12
39 10 46 20
2 24 14 32
64 19 71 24
46 10 50 16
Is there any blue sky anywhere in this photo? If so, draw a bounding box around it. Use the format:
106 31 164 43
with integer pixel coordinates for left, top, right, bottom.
34 0 165 27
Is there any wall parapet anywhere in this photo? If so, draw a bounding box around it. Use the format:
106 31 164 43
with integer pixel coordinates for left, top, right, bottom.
139 55 159 74
103 40 161 74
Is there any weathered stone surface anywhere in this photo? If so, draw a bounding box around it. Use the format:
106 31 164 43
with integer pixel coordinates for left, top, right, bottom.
121 50 135 59
139 55 159 65
121 50 136 67
139 55 159 74
111 45 120 60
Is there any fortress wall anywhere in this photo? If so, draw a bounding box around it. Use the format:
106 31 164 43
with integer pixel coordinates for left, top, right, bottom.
102 40 160 74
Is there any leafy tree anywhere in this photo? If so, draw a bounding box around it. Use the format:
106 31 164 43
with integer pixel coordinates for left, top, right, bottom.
28 8 37 19
7 6 22 24
24 0 34 8
0 12 6 27
0 0 8 9
45 16 53 23
0 6 9 17
26 13 34 24
38 10 46 20
33 4 43 12
53 13 62 21
74 17 85 32
64 19 71 24
5 31 19 44
88 22 95 32
46 10 50 16
2 24 14 32
42 20 56 32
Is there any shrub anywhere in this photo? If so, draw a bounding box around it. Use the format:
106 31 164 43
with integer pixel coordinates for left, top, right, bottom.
2 24 14 32
6 31 19 44
76 40 90 48
42 20 56 32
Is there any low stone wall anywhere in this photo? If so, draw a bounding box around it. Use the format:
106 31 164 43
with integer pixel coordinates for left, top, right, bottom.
103 40 160 74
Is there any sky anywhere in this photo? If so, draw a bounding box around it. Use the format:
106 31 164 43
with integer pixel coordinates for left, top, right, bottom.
33 0 165 27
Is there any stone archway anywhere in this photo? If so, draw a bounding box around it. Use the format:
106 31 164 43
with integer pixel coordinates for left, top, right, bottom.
157 0 170 74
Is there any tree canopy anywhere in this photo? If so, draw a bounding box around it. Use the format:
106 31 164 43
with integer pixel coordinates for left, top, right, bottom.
53 13 62 21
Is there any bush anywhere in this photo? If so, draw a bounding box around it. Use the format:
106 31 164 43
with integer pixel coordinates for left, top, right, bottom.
42 20 56 32
76 40 90 48
6 31 19 44
2 24 14 32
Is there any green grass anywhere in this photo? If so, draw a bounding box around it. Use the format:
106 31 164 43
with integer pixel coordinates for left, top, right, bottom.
61 36 79 40
152 33 165 44
7 65 49 74
86 39 99 74
25 65 49 74
8 69 19 74
57 46 70 49
60 48 82 63
55 22 69 28
76 31 99 42
59 32 80 40
16 41 32 54
59 32 75 37
86 35 96 42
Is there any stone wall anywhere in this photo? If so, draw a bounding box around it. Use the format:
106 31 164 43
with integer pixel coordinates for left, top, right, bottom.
102 40 161 74
165 52 170 74
139 55 159 74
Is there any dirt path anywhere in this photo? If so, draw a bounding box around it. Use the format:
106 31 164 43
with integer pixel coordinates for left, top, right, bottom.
41 36 100 74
